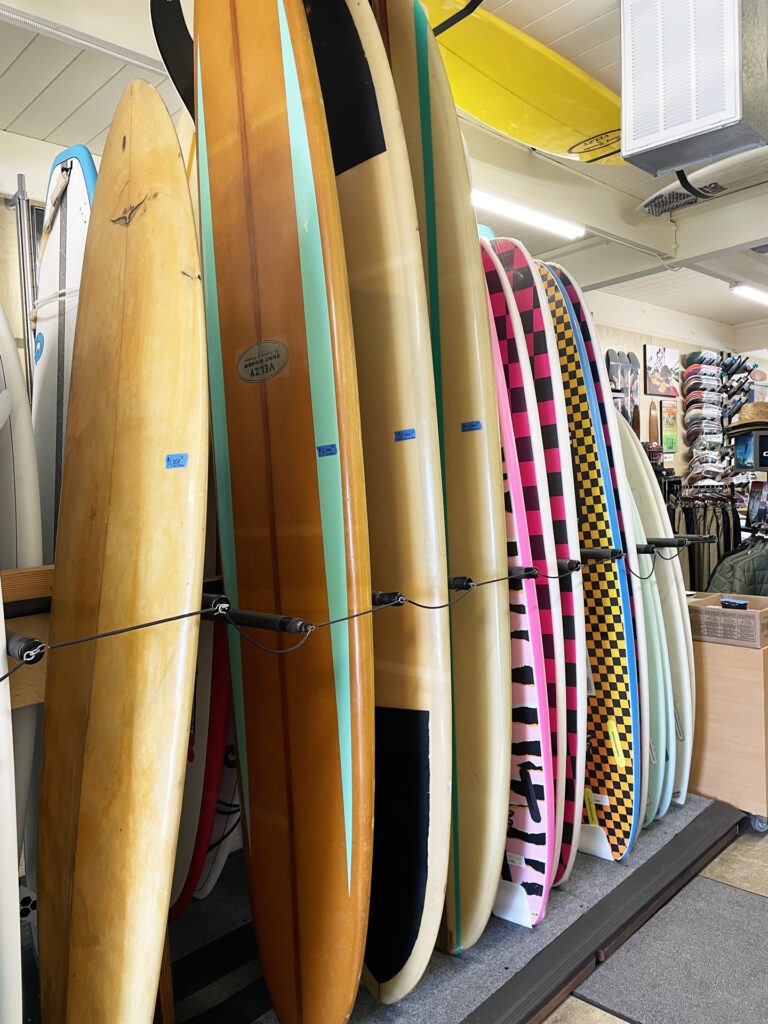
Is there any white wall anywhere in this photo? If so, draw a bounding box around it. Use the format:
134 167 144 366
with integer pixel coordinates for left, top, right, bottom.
585 290 768 476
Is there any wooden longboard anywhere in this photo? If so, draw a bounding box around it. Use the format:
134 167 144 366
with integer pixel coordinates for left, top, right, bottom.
649 402 660 445
384 0 509 956
305 0 452 1004
38 80 208 1023
196 2 375 1021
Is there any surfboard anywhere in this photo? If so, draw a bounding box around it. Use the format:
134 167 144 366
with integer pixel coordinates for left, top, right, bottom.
32 145 96 565
0 299 42 999
196 1 376 1019
535 263 599 884
0 587 22 1024
0 303 41 572
193 709 242 901
628 352 641 430
546 269 640 862
384 0 510 957
492 243 581 888
38 79 208 1023
423 0 623 165
481 239 554 926
640 147 768 215
170 619 214 906
551 266 649 839
306 0 451 1002
626 491 667 826
616 415 694 804
649 402 660 445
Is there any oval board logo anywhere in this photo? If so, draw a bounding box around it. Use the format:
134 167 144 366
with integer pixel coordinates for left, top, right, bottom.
568 129 621 156
236 341 288 383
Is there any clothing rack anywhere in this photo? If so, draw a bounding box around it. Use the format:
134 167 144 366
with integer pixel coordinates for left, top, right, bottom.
668 487 741 591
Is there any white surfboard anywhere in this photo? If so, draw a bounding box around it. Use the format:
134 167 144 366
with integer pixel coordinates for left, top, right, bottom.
0 297 40 1023
617 415 693 803
32 145 96 565
640 146 768 216
193 713 243 900
0 588 22 1022
0 304 42 570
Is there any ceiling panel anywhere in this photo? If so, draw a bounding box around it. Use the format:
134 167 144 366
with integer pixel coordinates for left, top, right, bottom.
602 268 768 325
0 20 32 75
155 77 184 122
8 49 123 141
0 18 179 159
489 0 622 85
509 0 618 47
551 9 621 61
593 60 621 93
46 64 165 149
574 36 621 77
0 34 79 128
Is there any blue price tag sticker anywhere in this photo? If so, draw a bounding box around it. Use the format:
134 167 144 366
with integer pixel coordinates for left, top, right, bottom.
316 443 338 458
461 420 483 432
394 428 416 442
165 453 189 469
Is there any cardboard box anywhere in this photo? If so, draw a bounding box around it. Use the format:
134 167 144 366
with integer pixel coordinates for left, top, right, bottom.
691 639 768 818
688 593 768 649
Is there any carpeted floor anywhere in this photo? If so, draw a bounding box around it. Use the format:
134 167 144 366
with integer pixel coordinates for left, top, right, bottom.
22 794 746 1024
171 795 712 1023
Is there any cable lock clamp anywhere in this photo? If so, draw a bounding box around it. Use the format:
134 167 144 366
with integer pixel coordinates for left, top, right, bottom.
6 633 45 665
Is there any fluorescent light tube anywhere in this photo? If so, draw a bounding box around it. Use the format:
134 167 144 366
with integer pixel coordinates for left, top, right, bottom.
730 283 768 308
471 188 586 241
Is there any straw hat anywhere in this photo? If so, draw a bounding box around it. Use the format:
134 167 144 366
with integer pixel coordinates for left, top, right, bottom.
726 401 768 434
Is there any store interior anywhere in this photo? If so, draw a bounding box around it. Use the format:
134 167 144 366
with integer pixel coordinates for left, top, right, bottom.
1 2 768 1024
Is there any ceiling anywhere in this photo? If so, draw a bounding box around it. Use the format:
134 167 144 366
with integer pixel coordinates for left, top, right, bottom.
486 0 621 93
602 267 768 326
475 210 592 257
0 18 181 156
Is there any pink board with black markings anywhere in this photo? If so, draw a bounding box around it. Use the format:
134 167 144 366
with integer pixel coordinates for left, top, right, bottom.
482 239 555 926
491 239 584 888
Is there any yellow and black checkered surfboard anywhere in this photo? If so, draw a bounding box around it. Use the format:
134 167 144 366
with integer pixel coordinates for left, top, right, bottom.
538 264 635 860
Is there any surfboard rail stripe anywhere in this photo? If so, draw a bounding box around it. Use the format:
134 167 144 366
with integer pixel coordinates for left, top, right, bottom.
195 54 249 833
276 0 353 887
410 0 464 950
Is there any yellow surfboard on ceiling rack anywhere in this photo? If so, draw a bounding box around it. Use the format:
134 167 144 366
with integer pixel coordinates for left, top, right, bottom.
424 0 624 166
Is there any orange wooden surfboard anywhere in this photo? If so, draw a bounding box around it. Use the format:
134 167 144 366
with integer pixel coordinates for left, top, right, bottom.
37 79 208 1023
195 1 374 1022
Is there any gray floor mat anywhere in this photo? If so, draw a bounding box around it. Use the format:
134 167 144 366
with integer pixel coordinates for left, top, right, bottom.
577 875 768 1024
254 796 713 1023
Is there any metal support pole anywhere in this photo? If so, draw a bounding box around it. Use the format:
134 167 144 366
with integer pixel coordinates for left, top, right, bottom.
5 174 37 402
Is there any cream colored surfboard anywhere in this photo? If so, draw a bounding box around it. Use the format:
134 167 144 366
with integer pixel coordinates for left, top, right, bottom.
38 80 208 1023
306 0 452 1004
384 0 510 956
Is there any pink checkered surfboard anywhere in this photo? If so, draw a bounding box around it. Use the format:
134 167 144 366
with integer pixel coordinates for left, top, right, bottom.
491 238 584 888
482 239 555 926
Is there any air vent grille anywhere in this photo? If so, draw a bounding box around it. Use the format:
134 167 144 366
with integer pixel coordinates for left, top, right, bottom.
622 0 745 171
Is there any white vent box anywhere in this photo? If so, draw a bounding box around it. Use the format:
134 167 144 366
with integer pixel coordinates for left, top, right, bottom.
621 0 768 175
